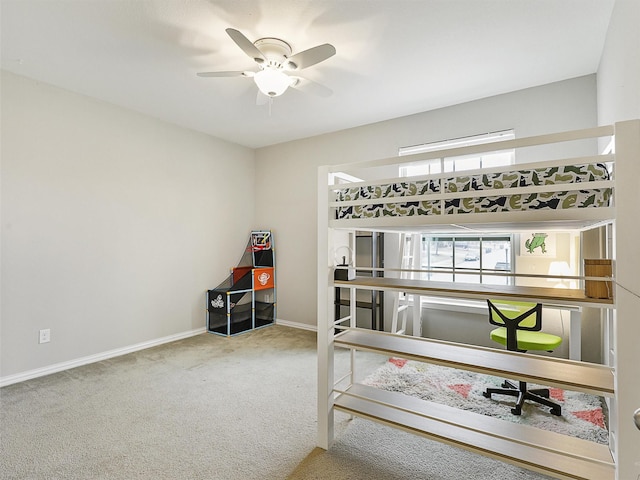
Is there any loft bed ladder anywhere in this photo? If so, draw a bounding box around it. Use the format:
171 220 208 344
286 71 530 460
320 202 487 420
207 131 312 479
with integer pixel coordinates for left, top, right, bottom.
390 233 422 335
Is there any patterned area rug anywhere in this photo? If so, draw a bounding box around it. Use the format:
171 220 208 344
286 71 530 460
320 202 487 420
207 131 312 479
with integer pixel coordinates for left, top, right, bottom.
363 357 609 444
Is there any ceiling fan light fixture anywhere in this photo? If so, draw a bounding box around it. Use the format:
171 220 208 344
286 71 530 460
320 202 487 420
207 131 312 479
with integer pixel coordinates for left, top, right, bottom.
254 68 291 97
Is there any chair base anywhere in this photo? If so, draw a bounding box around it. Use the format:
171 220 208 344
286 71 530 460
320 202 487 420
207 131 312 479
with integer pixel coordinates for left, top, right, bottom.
483 380 562 416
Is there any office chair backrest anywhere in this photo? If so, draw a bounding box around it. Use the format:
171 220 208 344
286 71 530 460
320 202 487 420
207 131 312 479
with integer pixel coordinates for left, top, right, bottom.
487 299 543 351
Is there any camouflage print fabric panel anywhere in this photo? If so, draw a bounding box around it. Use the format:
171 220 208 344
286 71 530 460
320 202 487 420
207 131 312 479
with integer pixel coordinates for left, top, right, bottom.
518 188 613 211
337 163 610 218
444 162 609 193
445 172 520 193
335 200 440 219
337 179 440 201
518 163 610 187
444 188 612 214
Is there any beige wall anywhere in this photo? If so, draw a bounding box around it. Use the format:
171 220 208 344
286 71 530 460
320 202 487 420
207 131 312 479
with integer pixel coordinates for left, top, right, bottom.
1 71 256 378
597 0 640 126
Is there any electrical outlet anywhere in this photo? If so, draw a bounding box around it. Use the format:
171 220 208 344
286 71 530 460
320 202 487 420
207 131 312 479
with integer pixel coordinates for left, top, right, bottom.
39 329 50 344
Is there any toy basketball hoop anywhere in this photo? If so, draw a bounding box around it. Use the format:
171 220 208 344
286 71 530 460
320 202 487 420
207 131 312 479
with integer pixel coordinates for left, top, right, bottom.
250 231 272 251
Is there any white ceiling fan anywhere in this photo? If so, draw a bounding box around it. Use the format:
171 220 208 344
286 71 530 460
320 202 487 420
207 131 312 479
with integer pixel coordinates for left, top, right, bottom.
197 28 336 100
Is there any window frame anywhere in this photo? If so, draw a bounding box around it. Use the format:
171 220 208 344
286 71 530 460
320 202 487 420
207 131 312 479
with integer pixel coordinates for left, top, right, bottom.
419 234 515 285
398 129 515 176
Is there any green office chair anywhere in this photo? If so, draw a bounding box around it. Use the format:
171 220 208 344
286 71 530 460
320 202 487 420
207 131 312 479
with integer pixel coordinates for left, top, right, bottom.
482 299 563 416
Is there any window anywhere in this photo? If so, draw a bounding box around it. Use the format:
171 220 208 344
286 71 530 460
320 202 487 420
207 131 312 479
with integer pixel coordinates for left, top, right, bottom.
399 130 515 177
416 235 514 285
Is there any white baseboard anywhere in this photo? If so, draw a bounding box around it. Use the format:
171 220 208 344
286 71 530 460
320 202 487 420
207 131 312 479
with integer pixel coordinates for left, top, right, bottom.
0 327 206 388
275 318 317 332
2 321 317 387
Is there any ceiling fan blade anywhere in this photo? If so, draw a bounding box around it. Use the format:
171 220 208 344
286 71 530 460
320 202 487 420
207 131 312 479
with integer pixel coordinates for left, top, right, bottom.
286 44 336 70
226 28 266 64
197 71 248 77
290 76 333 97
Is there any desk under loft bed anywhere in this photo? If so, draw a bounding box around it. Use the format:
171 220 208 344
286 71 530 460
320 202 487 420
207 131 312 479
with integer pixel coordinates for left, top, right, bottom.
317 121 640 480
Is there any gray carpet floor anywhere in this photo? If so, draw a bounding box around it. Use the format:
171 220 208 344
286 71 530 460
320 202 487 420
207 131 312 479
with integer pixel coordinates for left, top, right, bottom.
1 325 552 479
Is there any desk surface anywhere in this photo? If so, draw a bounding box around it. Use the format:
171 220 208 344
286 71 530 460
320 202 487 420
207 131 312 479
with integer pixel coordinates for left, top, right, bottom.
335 276 614 308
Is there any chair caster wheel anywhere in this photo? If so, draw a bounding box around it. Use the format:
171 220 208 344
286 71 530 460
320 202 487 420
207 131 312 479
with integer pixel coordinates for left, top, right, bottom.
510 408 522 415
482 392 490 398
550 408 562 416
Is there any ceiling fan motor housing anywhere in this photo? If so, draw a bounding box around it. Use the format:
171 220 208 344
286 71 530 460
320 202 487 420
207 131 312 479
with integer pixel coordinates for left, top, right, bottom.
254 38 294 69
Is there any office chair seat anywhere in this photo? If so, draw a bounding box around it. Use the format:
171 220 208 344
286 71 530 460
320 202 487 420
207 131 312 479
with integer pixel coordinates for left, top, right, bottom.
489 327 562 352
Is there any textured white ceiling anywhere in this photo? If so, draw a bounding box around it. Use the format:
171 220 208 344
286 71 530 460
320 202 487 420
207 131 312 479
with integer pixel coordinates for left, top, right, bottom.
1 0 615 148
